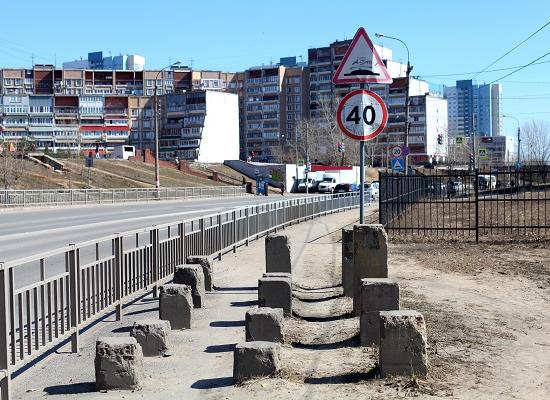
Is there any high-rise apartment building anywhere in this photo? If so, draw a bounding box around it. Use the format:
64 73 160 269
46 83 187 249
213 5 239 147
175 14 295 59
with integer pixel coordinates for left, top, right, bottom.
242 60 309 161
443 80 502 138
63 51 146 71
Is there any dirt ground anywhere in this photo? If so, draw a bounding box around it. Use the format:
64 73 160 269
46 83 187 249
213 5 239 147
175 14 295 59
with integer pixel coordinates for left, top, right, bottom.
11 208 550 399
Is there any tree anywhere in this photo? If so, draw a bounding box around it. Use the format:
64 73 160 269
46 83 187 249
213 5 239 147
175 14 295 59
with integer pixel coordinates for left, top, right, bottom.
0 141 28 190
522 120 550 166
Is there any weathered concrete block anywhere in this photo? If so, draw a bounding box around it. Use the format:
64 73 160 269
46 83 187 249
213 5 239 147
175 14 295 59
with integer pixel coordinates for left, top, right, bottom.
187 256 214 292
245 307 284 343
265 233 291 273
341 227 354 298
360 279 400 346
353 224 388 315
262 272 291 280
159 284 193 329
95 336 144 391
233 341 281 383
379 310 428 378
173 264 205 308
258 276 292 316
131 319 171 357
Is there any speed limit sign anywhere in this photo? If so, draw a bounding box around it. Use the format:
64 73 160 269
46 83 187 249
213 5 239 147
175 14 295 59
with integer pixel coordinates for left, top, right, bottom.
336 89 388 141
391 146 402 158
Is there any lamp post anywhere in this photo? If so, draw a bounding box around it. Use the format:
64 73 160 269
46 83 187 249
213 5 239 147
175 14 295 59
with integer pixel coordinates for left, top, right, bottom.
503 114 521 166
375 33 412 174
154 61 181 196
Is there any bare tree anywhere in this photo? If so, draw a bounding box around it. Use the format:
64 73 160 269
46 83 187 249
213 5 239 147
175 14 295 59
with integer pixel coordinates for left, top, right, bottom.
0 140 29 189
522 120 550 166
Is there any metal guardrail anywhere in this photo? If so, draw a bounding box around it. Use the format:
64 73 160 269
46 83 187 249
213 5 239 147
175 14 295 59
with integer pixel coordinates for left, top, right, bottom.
0 192 361 398
0 186 246 208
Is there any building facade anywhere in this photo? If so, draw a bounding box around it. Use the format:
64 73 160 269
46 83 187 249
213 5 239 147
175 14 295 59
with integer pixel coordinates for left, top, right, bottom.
242 61 309 161
444 80 502 138
63 51 146 71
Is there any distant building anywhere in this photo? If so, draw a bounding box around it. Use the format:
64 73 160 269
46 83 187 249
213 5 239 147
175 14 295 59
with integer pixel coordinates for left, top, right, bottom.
63 51 146 71
443 80 502 138
161 91 239 162
477 135 515 168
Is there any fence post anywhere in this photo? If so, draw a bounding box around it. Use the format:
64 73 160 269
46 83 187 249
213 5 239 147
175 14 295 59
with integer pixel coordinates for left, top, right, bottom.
256 205 260 239
218 215 223 259
67 246 80 354
0 265 11 400
475 170 480 242
274 204 278 233
245 208 250 245
233 210 238 253
282 201 286 229
113 235 123 320
200 218 206 256
151 228 159 298
178 222 185 266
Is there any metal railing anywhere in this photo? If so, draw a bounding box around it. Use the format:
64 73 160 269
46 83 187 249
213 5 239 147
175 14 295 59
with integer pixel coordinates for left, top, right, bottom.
0 192 360 398
0 186 246 208
379 168 550 241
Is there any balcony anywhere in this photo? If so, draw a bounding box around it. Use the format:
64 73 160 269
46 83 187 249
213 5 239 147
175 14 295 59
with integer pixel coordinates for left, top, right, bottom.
54 107 78 115
104 108 127 116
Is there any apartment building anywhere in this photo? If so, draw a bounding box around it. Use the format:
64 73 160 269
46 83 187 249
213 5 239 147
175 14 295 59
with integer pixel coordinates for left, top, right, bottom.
161 90 239 162
443 80 503 138
242 60 309 161
63 51 146 71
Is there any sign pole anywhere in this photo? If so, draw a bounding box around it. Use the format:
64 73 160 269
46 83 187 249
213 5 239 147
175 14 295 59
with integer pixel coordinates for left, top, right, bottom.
359 140 365 223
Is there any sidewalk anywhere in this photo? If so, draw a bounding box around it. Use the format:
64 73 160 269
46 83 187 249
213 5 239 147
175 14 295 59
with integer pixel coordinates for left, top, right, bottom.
13 208 370 400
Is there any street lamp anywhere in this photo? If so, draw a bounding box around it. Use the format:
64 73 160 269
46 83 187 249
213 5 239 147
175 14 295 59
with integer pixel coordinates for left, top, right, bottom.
375 33 412 174
154 61 181 195
503 115 521 166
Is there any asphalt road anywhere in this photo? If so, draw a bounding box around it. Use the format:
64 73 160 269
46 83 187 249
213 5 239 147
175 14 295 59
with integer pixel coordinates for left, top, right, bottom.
0 194 301 264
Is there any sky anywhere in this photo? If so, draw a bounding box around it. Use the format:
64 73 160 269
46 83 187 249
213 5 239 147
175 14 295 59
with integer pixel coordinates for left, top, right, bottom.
1 0 549 136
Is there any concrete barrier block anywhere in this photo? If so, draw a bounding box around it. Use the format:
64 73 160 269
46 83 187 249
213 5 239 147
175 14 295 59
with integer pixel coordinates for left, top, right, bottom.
131 319 171 357
353 224 388 315
159 284 193 329
233 341 281 383
341 227 354 297
245 307 284 343
265 234 291 273
262 272 291 280
187 256 214 292
173 264 205 308
379 310 428 378
360 279 400 346
95 337 144 391
258 276 292 316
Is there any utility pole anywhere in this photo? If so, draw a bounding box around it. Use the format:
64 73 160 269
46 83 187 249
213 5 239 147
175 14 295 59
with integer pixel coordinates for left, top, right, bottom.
305 123 309 194
471 112 477 170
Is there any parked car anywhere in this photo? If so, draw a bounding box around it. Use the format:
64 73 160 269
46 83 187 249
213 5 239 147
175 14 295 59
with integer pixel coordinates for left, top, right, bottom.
362 182 379 200
334 183 357 193
423 163 435 169
297 178 318 193
317 177 338 193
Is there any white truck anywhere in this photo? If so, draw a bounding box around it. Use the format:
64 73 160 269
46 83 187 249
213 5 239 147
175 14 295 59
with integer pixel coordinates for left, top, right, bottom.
317 173 340 193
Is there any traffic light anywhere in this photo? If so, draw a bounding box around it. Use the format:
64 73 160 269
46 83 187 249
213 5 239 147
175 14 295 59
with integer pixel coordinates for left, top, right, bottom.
469 153 475 165
481 136 493 143
338 142 345 153
437 134 443 145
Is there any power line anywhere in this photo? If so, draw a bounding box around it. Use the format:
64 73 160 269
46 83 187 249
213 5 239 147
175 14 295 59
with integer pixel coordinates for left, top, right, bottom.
471 19 550 79
418 60 550 79
488 51 550 85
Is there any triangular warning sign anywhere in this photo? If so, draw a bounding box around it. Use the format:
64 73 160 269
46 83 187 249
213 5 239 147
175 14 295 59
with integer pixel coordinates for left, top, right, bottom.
392 158 404 170
332 27 393 85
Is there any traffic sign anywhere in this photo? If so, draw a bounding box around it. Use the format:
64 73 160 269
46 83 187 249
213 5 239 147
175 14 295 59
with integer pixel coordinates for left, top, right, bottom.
332 27 393 85
478 148 488 158
336 89 388 141
297 160 304 167
455 137 464 145
391 158 405 172
400 145 410 156
391 146 402 158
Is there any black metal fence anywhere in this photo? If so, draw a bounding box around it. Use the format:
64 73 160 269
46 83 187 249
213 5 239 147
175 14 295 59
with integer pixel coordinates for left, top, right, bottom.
379 167 550 241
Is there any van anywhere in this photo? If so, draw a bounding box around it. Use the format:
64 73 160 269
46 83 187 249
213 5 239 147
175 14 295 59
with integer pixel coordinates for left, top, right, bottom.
478 175 496 189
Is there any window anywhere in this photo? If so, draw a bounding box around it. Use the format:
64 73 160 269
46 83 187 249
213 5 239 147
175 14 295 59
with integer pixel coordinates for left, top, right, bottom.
131 108 139 116
146 80 153 87
146 89 153 96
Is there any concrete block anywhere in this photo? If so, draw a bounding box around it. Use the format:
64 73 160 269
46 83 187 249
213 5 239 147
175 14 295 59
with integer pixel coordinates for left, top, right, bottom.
262 272 291 280
245 307 284 343
131 319 171 357
379 310 428 378
341 227 354 297
186 256 214 292
159 284 193 329
360 279 399 346
95 336 144 391
258 276 292 316
173 264 205 308
233 341 281 383
353 224 388 315
265 233 291 273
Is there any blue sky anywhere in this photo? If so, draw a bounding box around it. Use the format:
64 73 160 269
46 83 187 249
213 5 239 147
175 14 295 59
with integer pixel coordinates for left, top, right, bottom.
1 1 549 135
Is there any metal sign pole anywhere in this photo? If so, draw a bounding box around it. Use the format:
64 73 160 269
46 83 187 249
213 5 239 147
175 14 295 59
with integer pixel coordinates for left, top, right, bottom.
359 140 365 223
